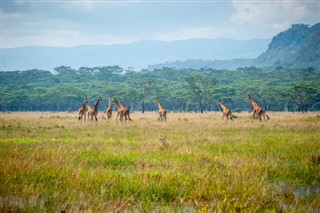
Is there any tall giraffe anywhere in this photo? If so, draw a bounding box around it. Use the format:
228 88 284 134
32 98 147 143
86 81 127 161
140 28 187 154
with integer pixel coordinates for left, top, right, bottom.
105 97 112 119
112 97 132 123
217 101 233 121
88 96 102 123
247 95 269 123
78 96 88 123
156 97 167 121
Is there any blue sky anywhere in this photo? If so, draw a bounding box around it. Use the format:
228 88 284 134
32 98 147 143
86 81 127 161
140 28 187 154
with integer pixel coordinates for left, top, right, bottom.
1 0 319 48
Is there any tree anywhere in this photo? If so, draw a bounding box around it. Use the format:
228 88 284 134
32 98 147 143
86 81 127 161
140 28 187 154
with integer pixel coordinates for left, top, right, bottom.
185 73 216 113
95 66 123 81
289 84 318 113
138 80 155 113
54 66 76 75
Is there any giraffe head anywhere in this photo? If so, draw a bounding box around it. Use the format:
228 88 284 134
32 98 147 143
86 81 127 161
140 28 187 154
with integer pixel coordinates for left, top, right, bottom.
111 97 118 103
217 101 221 106
247 95 252 100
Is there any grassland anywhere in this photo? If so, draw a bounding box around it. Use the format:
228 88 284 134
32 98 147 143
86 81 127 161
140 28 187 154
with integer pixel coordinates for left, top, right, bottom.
0 111 319 212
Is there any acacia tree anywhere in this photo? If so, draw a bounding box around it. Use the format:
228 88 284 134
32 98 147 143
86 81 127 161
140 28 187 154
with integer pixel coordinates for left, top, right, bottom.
288 84 318 112
185 73 216 113
138 80 155 113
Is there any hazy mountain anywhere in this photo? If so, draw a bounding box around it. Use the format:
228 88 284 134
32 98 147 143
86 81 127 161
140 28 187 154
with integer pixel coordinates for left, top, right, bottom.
1 38 270 71
253 23 320 69
148 58 254 70
150 23 320 70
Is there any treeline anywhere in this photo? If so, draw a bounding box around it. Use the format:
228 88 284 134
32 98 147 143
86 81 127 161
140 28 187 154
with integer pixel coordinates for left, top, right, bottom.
1 66 320 113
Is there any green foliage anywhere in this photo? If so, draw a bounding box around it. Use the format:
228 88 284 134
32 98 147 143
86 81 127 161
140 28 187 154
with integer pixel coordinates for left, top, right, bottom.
185 73 217 113
0 66 320 112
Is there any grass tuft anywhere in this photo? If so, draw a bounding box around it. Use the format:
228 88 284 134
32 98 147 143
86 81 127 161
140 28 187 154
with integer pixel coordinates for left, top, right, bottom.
0 111 319 211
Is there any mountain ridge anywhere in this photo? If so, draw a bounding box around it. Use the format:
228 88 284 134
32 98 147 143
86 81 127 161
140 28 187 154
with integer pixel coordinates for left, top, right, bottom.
253 23 320 69
151 23 320 70
2 23 319 72
1 38 270 71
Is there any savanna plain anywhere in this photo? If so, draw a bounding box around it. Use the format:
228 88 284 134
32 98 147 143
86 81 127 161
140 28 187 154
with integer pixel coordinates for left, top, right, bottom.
0 111 319 212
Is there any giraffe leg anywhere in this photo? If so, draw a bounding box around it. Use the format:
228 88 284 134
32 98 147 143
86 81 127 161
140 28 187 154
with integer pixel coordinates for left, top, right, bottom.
160 112 166 121
266 114 270 120
127 111 133 121
124 113 128 123
251 111 256 123
122 112 125 123
87 113 90 124
229 113 233 121
263 112 267 122
119 112 124 123
163 112 167 121
78 114 81 123
116 112 120 124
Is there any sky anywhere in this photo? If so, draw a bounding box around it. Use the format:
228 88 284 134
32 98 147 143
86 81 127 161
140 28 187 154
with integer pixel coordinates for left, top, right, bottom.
1 0 319 48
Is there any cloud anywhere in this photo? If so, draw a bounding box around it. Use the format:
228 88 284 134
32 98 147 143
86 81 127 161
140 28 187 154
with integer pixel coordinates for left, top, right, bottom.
231 1 319 29
1 1 319 48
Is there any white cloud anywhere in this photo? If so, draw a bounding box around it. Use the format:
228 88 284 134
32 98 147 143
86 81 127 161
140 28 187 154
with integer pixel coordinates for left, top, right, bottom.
231 1 319 27
228 1 319 39
1 1 319 48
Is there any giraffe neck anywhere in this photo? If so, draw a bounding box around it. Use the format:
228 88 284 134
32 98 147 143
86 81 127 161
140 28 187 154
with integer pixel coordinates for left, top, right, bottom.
249 99 260 109
86 99 93 110
219 103 228 111
156 100 163 110
108 98 111 108
81 101 87 109
114 99 122 110
94 98 101 109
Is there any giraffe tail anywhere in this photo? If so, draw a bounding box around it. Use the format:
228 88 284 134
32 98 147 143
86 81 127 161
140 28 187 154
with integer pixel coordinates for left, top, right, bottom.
231 114 238 119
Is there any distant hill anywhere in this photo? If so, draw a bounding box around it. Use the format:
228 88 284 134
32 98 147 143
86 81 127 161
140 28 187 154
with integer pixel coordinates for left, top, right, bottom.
1 38 269 72
253 23 320 69
149 23 320 70
3 24 318 72
148 58 254 70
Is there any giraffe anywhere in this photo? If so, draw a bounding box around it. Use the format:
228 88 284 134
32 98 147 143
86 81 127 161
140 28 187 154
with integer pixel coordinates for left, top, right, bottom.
217 101 233 121
105 97 112 119
78 96 88 123
87 96 102 123
156 97 167 121
247 95 269 123
112 97 132 123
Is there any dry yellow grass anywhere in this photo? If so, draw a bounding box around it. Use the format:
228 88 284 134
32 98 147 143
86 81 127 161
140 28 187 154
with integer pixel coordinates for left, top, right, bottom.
0 111 319 212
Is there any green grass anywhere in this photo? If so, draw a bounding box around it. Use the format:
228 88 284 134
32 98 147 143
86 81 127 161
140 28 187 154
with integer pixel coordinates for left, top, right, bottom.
0 112 319 212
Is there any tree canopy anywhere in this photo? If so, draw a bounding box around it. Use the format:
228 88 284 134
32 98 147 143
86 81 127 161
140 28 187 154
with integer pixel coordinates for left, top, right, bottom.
1 66 319 112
